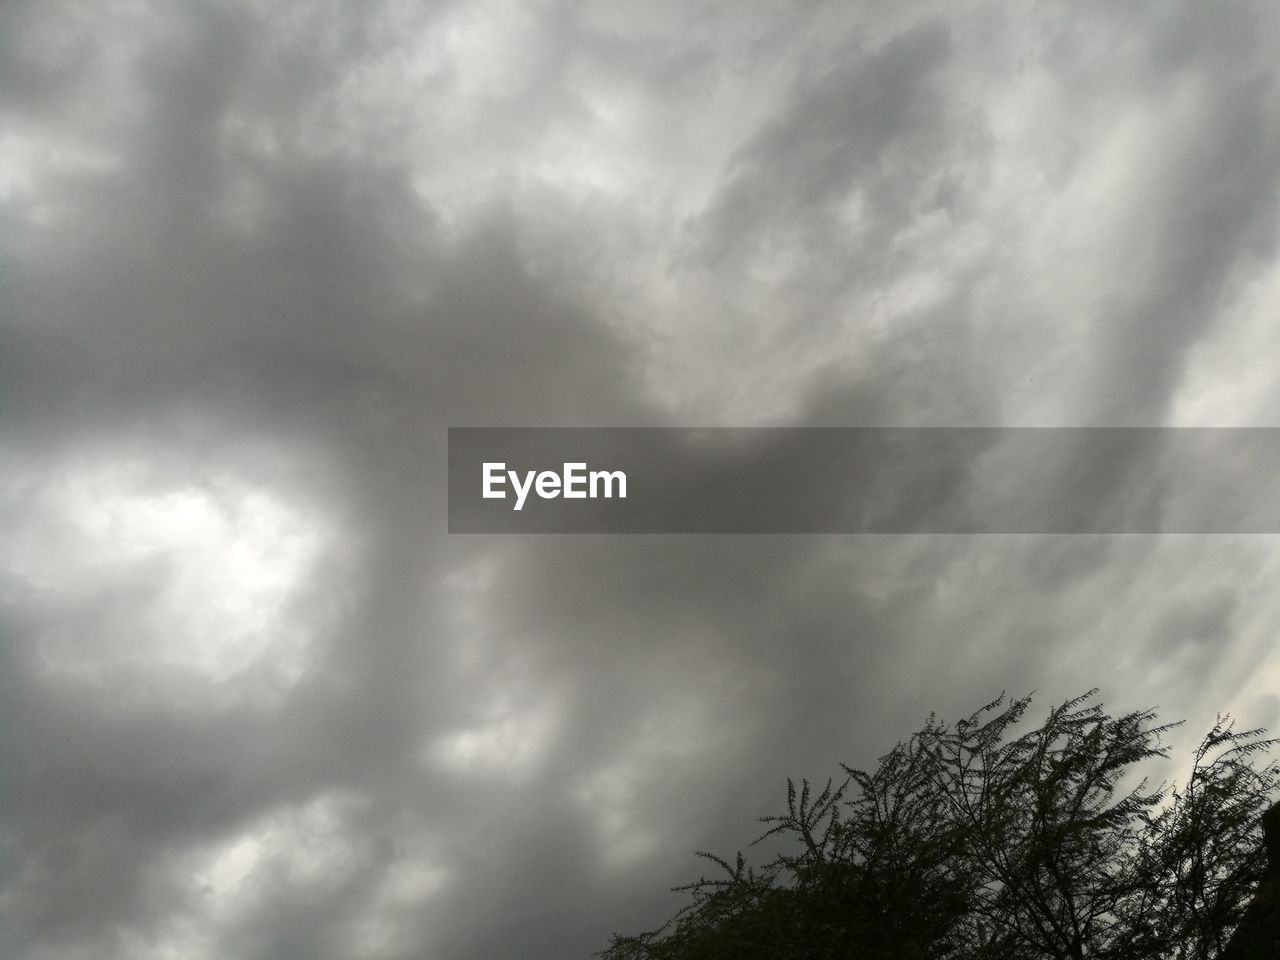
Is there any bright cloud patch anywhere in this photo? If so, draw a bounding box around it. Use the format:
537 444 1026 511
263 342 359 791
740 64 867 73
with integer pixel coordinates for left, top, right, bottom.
428 687 561 780
193 793 366 903
3 455 328 695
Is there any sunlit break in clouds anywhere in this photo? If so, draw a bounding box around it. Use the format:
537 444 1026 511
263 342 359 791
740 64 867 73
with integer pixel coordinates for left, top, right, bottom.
6 457 327 700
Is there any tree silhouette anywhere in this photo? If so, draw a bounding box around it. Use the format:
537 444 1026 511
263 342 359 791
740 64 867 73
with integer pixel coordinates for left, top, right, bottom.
601 691 1280 960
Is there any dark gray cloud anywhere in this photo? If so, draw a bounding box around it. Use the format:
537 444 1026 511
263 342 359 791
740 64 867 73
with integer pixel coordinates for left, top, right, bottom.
3 1 1280 958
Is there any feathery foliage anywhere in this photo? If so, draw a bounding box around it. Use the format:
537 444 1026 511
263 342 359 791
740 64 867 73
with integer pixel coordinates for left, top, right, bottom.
601 691 1280 960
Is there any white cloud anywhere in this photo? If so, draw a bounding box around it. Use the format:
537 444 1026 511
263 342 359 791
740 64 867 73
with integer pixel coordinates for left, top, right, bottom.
4 454 329 700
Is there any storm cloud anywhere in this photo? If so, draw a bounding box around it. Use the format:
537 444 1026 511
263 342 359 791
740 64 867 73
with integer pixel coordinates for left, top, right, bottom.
3 1 1280 958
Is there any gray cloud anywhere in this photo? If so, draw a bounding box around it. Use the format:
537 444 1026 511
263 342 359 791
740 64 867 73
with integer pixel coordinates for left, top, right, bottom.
3 1 1280 958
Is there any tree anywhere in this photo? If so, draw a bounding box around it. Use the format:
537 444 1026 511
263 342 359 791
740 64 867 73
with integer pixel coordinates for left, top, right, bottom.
600 691 1280 960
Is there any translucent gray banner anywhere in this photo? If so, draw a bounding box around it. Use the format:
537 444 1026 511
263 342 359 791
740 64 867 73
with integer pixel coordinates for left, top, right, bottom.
447 428 1280 533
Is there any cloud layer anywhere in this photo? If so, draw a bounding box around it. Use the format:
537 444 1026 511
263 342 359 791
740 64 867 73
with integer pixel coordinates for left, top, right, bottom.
3 1 1280 957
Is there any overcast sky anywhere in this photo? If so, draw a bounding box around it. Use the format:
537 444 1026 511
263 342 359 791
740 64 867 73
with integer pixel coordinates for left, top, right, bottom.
3 1 1280 958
